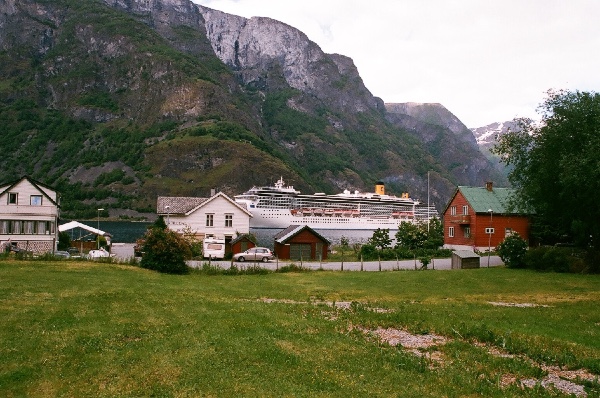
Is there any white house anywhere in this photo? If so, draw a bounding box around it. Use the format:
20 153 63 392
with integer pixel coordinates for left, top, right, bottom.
156 192 252 244
0 176 60 254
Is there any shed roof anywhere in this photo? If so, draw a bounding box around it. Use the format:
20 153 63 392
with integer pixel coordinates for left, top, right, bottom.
452 250 480 259
230 233 256 245
274 225 330 244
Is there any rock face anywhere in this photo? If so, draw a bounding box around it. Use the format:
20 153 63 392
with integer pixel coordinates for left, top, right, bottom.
385 103 508 191
198 6 384 114
0 0 508 217
386 102 478 146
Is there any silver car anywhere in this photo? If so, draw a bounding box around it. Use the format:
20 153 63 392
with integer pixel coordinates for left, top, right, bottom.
233 247 274 262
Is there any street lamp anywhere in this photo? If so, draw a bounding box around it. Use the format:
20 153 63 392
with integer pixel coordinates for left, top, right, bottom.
165 205 170 226
487 208 493 267
97 208 104 249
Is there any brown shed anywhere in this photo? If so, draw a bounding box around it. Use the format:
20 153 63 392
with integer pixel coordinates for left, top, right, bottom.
274 225 330 261
451 250 481 269
230 234 256 255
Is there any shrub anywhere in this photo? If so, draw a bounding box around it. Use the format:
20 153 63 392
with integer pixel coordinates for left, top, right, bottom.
276 263 309 273
140 225 191 274
496 233 529 268
524 246 584 273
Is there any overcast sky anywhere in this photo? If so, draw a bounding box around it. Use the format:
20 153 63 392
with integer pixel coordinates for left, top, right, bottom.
193 0 600 128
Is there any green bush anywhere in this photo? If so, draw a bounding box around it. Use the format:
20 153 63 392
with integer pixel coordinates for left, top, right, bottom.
496 233 528 268
140 223 191 274
524 246 585 273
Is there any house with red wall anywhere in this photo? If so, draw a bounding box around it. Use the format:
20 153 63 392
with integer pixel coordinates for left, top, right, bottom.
443 182 530 251
274 225 330 261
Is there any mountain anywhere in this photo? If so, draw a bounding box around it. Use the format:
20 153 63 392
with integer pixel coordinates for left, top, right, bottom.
471 121 520 177
385 103 507 197
0 0 504 219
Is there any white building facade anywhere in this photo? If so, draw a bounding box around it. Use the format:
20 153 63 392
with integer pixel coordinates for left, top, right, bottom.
0 176 60 254
156 192 252 242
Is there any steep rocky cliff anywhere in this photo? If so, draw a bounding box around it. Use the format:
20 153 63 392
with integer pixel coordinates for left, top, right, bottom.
0 0 504 218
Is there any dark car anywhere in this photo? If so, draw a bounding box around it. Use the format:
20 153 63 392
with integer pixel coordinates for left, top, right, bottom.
53 250 71 258
233 247 274 262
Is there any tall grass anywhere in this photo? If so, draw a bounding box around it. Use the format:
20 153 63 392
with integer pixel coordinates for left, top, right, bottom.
0 261 598 397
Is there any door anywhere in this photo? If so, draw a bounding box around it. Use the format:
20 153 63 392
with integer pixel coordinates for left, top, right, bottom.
289 244 311 260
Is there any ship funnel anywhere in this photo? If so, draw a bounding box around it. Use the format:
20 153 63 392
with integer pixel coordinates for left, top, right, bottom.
375 181 385 195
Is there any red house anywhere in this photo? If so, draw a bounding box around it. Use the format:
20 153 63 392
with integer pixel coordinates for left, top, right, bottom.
443 182 530 251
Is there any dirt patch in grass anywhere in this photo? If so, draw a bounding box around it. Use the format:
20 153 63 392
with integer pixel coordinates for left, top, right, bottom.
258 297 597 396
488 301 551 308
371 328 597 397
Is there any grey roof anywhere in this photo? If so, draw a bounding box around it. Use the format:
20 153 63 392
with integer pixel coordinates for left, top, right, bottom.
156 192 253 217
452 250 480 259
157 196 209 215
274 225 330 244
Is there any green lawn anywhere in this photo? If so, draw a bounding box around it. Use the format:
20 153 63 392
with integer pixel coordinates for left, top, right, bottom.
1 261 599 397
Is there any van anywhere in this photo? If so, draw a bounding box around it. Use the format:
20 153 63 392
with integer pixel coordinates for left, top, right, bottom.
203 236 225 259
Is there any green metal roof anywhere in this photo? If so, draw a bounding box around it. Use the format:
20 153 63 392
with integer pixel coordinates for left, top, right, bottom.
458 186 523 214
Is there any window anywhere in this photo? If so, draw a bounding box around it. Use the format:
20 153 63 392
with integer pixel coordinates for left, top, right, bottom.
462 205 468 215
225 214 233 227
30 195 42 206
24 221 34 234
485 227 495 234
464 227 471 238
505 228 513 237
206 214 214 227
8 193 17 205
448 227 455 237
450 206 456 216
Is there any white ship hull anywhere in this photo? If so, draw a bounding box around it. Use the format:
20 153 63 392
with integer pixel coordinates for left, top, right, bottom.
248 208 410 230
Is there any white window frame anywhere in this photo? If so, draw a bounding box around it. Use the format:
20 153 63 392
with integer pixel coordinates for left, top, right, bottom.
485 227 495 234
30 195 43 206
450 206 456 216
448 226 455 237
206 214 214 227
464 226 471 238
462 205 468 215
8 192 17 205
225 214 233 228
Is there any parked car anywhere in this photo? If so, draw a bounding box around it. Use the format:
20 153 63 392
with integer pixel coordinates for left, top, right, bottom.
67 247 82 258
233 247 274 262
87 248 111 259
53 250 71 258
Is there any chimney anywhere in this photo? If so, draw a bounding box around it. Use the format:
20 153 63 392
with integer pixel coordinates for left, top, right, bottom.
210 188 216 196
485 181 493 191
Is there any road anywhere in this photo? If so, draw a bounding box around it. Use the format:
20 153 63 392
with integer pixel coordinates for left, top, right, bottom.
187 255 504 271
111 243 505 271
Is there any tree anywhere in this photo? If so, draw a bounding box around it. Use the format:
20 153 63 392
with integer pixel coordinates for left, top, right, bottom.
492 90 600 254
395 222 427 251
424 217 444 250
368 228 391 251
57 231 71 251
140 217 191 274
496 233 528 268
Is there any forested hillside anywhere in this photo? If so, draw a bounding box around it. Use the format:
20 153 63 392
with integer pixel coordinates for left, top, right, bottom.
0 0 503 219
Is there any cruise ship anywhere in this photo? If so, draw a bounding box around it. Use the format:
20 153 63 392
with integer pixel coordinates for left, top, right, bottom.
234 177 438 230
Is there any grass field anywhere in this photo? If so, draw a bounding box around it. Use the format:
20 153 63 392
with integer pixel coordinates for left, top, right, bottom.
1 261 599 397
